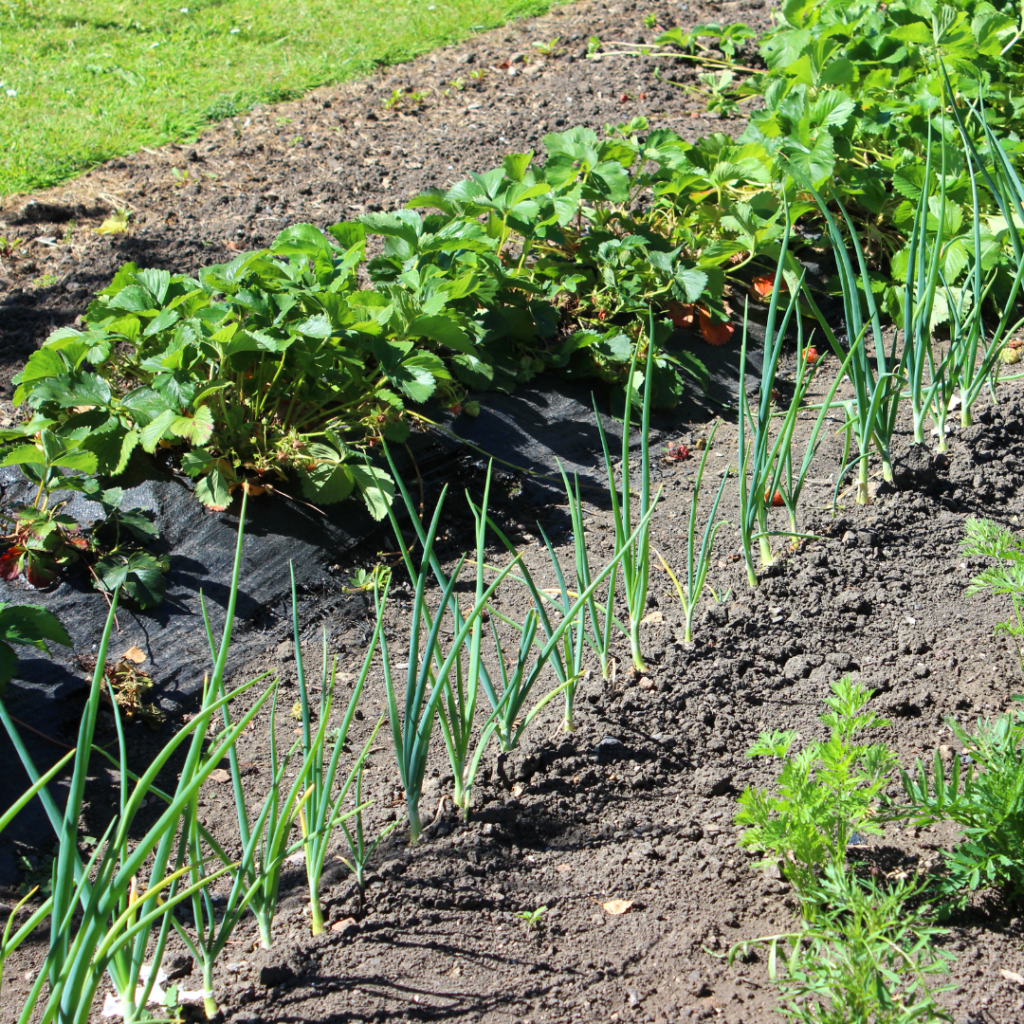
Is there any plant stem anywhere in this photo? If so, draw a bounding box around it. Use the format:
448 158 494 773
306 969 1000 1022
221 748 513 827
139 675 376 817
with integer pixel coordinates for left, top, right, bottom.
629 618 644 673
310 899 325 937
856 458 870 505
407 798 423 845
563 688 575 732
257 915 273 951
683 608 695 645
452 773 467 817
880 450 893 484
201 960 217 1020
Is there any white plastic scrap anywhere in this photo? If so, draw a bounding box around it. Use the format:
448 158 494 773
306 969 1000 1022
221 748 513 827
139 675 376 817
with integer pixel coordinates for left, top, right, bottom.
100 966 167 1019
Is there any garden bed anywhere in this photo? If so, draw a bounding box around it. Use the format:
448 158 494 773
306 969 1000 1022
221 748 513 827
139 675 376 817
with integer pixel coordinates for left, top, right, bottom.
2 1 1024 1023
6 366 1024 1024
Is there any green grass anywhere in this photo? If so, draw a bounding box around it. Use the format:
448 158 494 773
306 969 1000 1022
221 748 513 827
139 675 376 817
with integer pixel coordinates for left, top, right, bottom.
0 0 559 197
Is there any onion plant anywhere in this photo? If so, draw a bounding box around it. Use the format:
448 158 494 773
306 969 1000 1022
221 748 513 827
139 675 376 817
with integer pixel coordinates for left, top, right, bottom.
594 313 659 671
535 517 590 731
737 287 861 574
944 86 1024 429
472 490 659 744
554 463 617 681
378 457 659 835
336 718 399 909
736 229 804 585
290 564 385 935
0 583 270 1024
772 325 860 540
380 462 526 822
154 682 280 1018
433 468 508 815
656 421 730 642
485 610 569 750
898 130 959 450
376 482 524 840
380 446 506 775
787 176 901 502
0 748 75 1005
196 652 311 953
475 477 596 734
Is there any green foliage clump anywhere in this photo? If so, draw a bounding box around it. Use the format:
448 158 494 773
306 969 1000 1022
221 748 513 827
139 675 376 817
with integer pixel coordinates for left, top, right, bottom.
899 701 1024 903
734 679 953 1024
736 677 896 899
656 0 1024 318
7 226 402 515
1 427 167 605
762 866 954 1024
961 516 1024 680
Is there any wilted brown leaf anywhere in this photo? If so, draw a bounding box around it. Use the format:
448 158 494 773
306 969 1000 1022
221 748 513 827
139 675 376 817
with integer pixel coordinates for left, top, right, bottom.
121 646 146 664
602 899 633 915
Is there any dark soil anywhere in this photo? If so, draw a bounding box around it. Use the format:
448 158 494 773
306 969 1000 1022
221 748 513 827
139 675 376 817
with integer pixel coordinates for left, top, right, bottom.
3 3 1024 1024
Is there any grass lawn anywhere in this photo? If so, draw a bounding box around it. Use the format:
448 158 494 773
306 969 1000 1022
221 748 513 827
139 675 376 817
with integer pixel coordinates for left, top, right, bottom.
0 0 558 198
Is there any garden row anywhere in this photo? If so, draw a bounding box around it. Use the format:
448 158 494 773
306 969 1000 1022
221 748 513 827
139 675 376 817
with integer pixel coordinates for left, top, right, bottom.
3 0 1023 532
6 398 1024 1022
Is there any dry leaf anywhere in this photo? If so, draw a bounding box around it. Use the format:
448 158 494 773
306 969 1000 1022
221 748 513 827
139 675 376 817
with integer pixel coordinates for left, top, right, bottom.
96 210 130 235
121 646 146 664
331 916 357 932
641 609 663 624
602 899 634 915
209 768 231 783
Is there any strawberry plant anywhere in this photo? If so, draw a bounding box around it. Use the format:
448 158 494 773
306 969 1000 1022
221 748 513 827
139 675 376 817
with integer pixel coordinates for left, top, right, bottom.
0 429 168 606
12 124 786 519
0 602 71 692
408 121 790 394
651 0 1024 320
9 225 413 514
